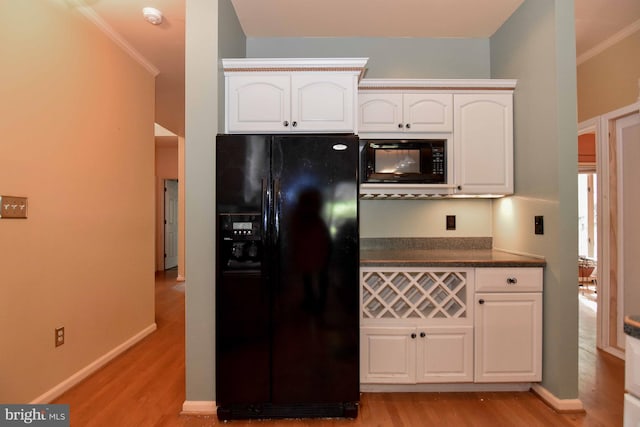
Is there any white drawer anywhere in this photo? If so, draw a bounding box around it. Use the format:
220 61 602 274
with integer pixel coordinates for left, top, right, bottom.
475 268 543 292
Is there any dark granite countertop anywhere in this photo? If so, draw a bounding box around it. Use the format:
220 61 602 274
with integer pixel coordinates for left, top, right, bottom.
624 315 640 339
360 248 546 267
360 237 546 268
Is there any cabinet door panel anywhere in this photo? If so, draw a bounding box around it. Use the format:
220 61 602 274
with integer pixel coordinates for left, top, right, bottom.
417 326 473 382
454 94 513 194
474 293 542 382
226 75 291 133
292 74 354 132
361 326 416 383
358 93 403 132
404 93 453 132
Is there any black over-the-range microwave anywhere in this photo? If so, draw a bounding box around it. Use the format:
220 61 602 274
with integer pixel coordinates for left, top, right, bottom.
360 139 447 184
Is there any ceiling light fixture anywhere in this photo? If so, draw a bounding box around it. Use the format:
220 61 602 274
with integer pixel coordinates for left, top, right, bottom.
142 7 163 25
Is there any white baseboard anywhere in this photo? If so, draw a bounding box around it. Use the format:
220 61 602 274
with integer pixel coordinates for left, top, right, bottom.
30 323 157 404
531 384 585 413
181 401 217 415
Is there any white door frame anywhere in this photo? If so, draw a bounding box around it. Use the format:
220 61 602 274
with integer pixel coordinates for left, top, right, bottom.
595 101 640 359
615 111 640 350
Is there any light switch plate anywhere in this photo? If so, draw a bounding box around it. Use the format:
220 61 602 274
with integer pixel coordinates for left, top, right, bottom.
534 216 544 235
0 195 28 218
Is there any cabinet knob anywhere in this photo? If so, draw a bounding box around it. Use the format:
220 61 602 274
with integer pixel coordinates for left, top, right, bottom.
479 299 485 305
292 121 297 128
398 123 404 129
411 333 417 339
507 277 518 285
420 332 426 338
457 185 462 191
283 121 289 127
406 123 411 129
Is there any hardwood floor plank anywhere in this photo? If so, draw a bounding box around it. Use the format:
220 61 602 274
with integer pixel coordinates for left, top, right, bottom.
52 273 623 426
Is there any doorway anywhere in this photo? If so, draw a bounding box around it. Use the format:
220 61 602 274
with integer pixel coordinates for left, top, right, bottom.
164 179 179 270
578 172 597 292
577 124 599 366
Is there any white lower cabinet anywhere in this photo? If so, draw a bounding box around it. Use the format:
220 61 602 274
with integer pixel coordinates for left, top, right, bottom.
474 292 542 382
418 326 473 382
361 325 473 384
474 268 543 383
360 326 416 383
360 268 474 384
360 266 543 386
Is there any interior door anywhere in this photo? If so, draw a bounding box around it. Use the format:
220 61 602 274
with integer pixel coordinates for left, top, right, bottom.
164 179 178 270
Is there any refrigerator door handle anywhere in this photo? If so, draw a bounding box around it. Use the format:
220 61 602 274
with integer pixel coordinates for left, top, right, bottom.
261 178 269 242
273 178 281 246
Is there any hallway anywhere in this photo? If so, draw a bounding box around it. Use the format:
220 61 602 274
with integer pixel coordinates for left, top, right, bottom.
52 271 624 426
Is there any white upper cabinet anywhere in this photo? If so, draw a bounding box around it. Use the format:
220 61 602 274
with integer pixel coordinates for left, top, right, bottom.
358 79 516 198
358 93 403 133
358 92 452 133
223 58 368 134
227 75 291 133
454 93 514 195
404 94 453 133
291 73 356 132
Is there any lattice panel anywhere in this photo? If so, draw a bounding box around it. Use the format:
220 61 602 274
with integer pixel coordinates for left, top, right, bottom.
362 270 468 319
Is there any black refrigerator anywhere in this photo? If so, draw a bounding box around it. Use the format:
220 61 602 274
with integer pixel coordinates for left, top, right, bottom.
215 134 360 420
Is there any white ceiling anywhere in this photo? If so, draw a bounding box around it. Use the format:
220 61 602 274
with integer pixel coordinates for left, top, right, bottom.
77 0 640 137
230 0 525 38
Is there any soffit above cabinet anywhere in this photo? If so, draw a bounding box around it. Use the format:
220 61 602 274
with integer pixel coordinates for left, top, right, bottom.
359 79 517 92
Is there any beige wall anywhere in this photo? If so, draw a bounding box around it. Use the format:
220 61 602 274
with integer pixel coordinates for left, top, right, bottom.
577 31 640 122
0 1 156 402
155 140 179 271
360 199 492 237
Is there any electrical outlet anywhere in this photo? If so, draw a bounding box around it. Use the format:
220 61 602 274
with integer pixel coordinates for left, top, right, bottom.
0 195 28 219
55 327 65 347
446 215 456 230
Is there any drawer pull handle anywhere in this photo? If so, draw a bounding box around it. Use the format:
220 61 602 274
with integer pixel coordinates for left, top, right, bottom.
507 277 518 285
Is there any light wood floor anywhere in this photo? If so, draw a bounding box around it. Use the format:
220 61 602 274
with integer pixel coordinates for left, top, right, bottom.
53 271 624 426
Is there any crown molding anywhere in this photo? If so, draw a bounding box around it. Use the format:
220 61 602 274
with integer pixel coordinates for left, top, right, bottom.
76 6 160 77
222 58 368 79
359 78 517 91
577 19 640 65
